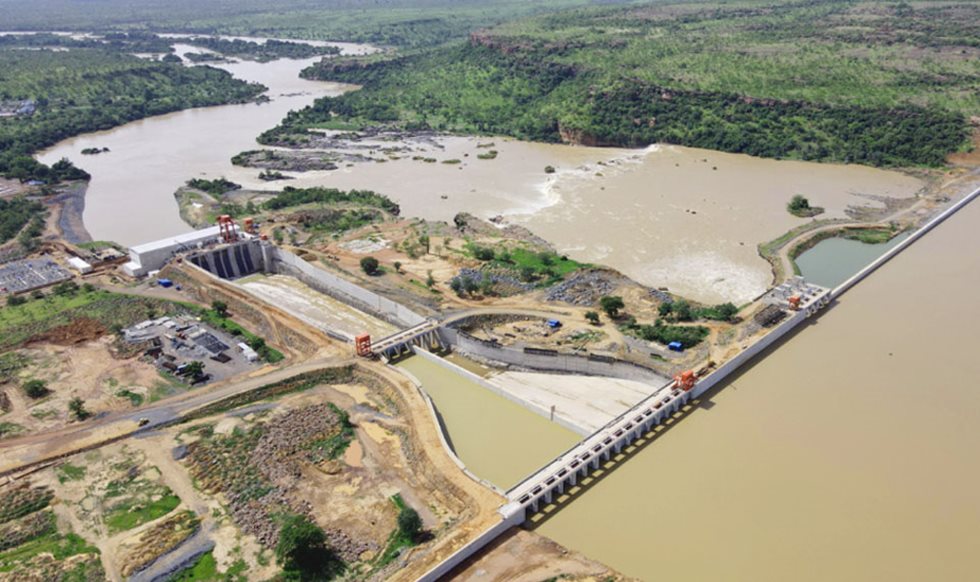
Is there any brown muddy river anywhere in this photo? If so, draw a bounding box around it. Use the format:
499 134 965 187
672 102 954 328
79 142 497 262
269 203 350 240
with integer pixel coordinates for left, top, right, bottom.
39 39 922 303
534 197 980 581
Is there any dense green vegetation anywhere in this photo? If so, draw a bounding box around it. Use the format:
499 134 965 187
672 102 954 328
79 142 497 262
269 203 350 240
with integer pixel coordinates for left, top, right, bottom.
0 287 182 350
626 319 711 349
264 186 401 215
187 177 241 196
787 194 824 218
0 198 44 245
660 299 740 323
182 37 340 61
0 44 265 182
0 0 622 48
286 0 976 167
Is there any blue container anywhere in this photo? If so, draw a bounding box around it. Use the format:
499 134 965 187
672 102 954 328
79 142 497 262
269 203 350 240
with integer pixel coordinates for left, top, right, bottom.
547 319 562 328
668 341 684 352
157 278 173 288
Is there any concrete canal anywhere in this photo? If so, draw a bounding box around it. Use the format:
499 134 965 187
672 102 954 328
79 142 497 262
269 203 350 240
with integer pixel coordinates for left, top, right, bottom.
396 355 580 490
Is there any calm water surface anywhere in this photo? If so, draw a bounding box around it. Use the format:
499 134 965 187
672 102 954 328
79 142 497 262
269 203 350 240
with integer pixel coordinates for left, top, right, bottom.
396 356 579 490
796 232 911 288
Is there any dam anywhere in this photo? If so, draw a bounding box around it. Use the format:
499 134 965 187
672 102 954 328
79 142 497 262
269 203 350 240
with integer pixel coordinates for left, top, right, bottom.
413 184 980 581
117 182 979 581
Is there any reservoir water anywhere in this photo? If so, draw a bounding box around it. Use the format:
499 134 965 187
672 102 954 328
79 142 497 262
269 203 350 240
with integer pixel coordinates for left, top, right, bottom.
396 356 579 490
531 198 980 581
796 232 911 288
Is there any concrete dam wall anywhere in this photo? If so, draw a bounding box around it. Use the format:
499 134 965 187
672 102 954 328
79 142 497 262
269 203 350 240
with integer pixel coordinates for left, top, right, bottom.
186 239 266 280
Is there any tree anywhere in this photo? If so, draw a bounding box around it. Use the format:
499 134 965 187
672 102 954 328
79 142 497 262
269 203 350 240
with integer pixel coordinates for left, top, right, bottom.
585 311 601 325
716 302 739 321
599 296 625 318
397 506 423 543
673 299 693 322
6 295 26 307
449 277 464 296
211 300 228 316
472 246 495 261
658 302 673 317
425 270 435 288
360 256 380 275
22 379 49 399
393 261 402 273
185 361 205 378
276 514 344 580
68 397 90 420
788 195 810 211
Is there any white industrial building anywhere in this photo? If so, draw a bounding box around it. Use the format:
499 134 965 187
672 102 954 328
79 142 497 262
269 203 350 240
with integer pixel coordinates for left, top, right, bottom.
122 225 242 277
66 256 93 274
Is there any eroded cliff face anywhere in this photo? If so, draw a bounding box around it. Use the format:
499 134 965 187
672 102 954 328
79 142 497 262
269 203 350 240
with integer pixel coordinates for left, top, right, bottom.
557 122 617 147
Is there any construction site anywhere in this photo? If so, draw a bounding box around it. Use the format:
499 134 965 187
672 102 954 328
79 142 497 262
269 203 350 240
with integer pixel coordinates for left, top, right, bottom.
1 165 977 581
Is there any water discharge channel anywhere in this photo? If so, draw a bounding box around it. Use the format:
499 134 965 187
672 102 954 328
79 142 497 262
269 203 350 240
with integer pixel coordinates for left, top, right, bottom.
396 355 580 491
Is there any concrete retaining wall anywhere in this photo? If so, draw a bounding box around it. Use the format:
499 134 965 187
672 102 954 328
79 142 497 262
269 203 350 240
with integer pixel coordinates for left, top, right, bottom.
390 361 504 496
266 247 426 329
416 510 525 582
439 327 671 387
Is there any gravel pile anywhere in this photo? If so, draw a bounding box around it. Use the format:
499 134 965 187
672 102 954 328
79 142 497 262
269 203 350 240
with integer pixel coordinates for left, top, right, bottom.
185 404 374 561
454 268 535 295
546 270 621 305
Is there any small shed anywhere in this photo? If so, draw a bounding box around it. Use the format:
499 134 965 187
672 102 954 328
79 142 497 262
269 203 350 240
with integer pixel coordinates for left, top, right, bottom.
67 256 93 274
668 341 684 352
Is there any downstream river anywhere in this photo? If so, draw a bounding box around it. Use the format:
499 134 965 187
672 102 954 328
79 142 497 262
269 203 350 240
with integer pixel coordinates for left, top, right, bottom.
532 198 980 581
37 45 359 246
38 37 922 303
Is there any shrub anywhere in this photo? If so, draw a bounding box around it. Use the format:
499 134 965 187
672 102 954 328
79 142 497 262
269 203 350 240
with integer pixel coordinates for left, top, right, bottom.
585 311 600 325
397 506 423 543
360 256 380 275
22 379 49 399
276 514 344 580
599 295 625 318
68 397 91 420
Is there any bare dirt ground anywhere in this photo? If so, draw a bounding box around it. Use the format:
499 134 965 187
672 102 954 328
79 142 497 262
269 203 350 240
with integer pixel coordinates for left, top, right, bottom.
1 338 166 436
448 527 631 582
11 370 504 581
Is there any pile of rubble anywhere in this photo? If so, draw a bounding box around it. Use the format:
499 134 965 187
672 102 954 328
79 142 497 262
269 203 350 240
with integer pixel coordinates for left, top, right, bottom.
251 403 343 485
546 270 624 305
453 268 535 296
184 404 373 561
